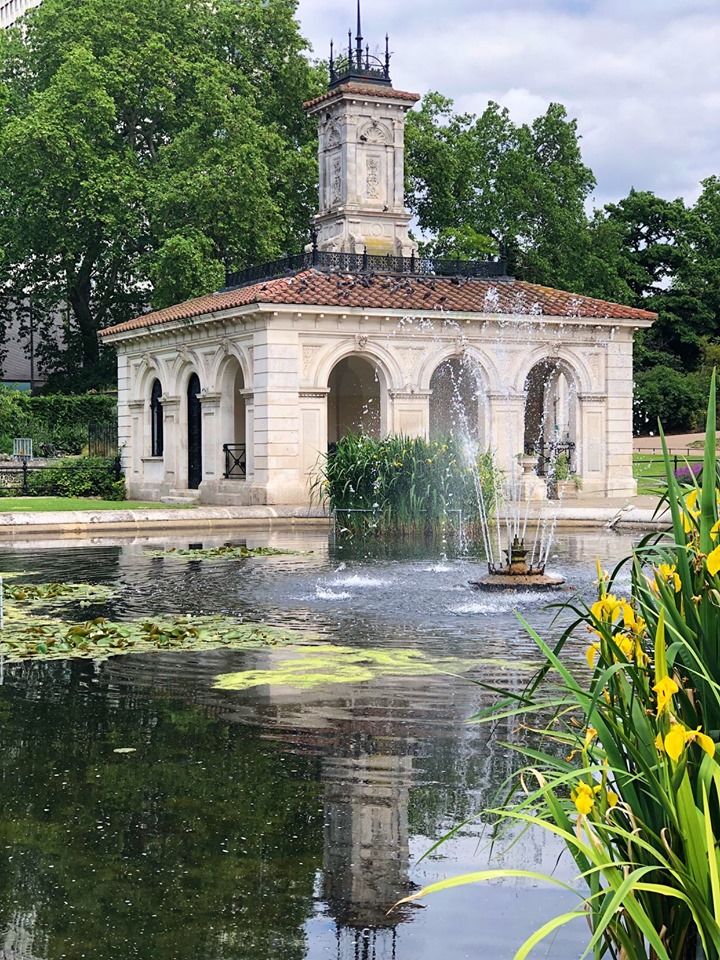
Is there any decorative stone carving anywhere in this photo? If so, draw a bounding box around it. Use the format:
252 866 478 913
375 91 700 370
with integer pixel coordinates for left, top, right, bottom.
355 335 369 351
331 157 342 206
366 157 381 199
302 344 322 379
327 123 341 148
358 118 391 145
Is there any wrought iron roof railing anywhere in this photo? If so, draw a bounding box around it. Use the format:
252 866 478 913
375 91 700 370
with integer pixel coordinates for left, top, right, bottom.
223 250 508 291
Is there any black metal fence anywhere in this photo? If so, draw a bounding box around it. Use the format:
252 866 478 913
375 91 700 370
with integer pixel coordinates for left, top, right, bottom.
223 444 247 480
527 440 577 478
88 421 119 458
224 249 508 290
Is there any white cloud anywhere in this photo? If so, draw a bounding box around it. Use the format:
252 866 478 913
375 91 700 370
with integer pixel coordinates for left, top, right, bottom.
297 0 720 207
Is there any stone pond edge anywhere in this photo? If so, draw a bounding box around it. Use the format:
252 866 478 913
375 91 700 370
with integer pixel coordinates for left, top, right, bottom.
0 501 669 539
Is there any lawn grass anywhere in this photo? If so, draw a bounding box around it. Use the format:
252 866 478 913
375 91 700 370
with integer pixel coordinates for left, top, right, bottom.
633 451 704 496
0 497 187 513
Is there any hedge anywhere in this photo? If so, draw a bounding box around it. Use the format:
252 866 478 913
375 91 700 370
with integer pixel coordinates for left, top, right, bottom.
23 458 125 500
0 388 117 456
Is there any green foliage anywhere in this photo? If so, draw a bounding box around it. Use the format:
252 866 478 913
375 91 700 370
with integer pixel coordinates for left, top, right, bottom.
24 457 124 500
0 388 117 454
0 0 324 386
405 94 596 290
406 97 720 433
403 378 720 958
634 365 707 434
314 434 500 536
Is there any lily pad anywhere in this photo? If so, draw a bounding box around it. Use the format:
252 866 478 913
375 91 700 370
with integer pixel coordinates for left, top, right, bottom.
150 545 301 562
0 609 317 663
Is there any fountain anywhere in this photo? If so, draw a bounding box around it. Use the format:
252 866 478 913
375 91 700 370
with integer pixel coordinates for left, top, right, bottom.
468 534 565 592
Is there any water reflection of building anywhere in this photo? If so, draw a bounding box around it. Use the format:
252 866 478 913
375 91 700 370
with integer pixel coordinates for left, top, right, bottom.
322 750 412 931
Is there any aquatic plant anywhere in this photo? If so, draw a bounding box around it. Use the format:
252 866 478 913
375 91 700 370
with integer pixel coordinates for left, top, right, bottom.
400 375 720 959
0 612 314 662
312 434 500 536
213 645 521 692
151 545 299 561
4 582 113 604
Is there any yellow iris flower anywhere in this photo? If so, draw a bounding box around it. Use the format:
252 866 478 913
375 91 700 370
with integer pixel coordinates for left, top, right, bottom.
590 594 633 624
571 781 596 816
586 642 601 669
651 564 681 594
662 724 715 763
583 727 598 748
653 676 679 716
708 545 720 577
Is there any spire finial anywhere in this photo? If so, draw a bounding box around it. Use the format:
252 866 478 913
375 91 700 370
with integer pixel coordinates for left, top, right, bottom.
355 0 363 68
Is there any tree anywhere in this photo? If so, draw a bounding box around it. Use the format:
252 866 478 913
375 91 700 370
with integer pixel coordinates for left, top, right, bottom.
405 94 595 288
0 0 324 388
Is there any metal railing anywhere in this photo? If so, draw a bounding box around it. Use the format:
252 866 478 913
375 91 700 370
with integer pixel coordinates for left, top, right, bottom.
0 456 122 495
223 444 247 480
224 249 508 291
527 440 577 479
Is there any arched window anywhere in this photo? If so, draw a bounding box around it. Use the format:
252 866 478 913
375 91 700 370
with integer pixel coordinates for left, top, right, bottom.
150 379 164 457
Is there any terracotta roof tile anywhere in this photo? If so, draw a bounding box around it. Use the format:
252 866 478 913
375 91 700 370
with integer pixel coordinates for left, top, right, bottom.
99 270 657 338
303 83 421 111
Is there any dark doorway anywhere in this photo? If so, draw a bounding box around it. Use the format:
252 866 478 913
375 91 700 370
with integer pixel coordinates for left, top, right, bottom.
187 373 202 490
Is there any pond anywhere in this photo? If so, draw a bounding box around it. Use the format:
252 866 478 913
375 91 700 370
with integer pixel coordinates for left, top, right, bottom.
0 525 639 960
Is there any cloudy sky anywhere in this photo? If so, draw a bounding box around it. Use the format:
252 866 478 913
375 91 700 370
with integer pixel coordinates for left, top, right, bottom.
296 0 720 209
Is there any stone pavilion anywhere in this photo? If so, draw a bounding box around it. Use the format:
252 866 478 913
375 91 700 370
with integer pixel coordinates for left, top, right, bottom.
100 9 656 506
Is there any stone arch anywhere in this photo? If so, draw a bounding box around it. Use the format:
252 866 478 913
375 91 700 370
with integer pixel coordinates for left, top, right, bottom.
315 340 402 394
169 347 208 397
327 354 386 445
429 356 489 448
133 354 170 404
207 342 252 394
522 354 582 482
515 347 592 397
216 353 247 479
417 344 497 394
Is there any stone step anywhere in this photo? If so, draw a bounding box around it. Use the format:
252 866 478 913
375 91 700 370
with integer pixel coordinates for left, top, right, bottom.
161 495 200 505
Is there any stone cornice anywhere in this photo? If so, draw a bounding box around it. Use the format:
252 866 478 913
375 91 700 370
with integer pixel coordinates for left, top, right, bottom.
299 388 330 399
389 390 433 400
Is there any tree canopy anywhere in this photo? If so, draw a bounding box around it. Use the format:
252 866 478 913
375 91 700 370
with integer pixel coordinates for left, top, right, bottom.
0 0 323 387
406 94 720 433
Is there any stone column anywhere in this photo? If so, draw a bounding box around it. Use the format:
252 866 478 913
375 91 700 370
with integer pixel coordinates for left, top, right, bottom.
389 390 431 438
160 395 181 493
198 392 222 495
577 394 609 496
299 389 330 496
605 332 637 497
252 326 305 504
127 400 146 490
242 390 255 481
487 392 529 492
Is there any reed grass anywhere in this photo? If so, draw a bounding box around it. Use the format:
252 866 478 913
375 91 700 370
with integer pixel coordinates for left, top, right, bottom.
312 434 499 537
399 374 720 959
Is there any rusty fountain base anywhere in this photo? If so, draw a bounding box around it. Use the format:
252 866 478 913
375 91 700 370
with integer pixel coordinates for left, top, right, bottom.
468 536 566 592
